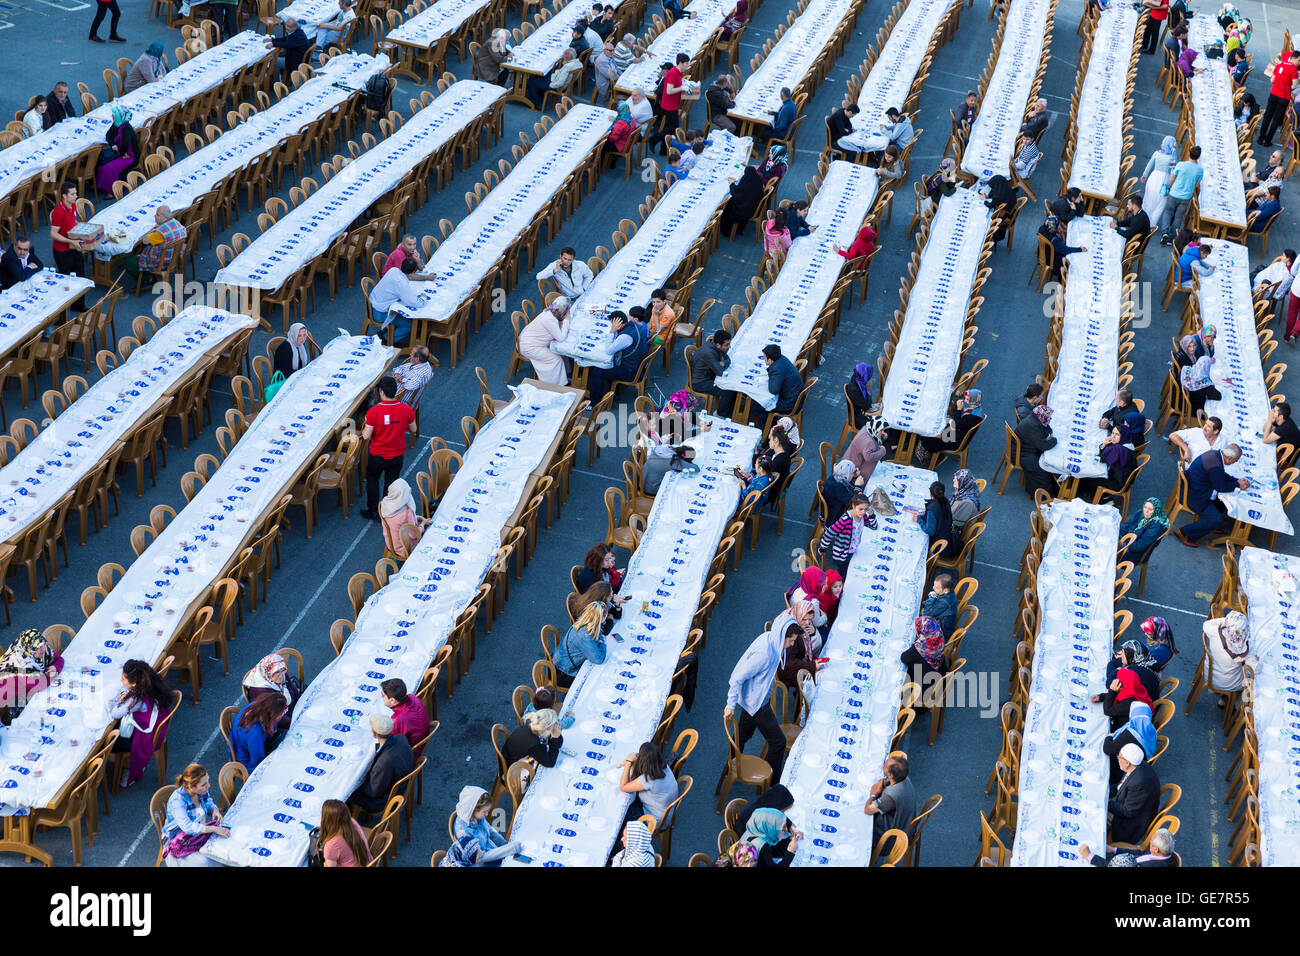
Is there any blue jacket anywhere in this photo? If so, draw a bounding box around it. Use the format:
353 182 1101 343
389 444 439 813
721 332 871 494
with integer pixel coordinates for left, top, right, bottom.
726 628 786 716
1118 512 1166 563
1250 199 1282 232
454 816 507 853
1185 450 1239 514
229 702 273 772
772 99 796 136
766 356 801 413
921 591 957 638
552 622 607 676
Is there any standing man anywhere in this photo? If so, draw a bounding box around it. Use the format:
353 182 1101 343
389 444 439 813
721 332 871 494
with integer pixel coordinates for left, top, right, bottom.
89 0 126 43
1158 145 1202 245
1173 444 1250 546
44 82 77 128
725 622 795 779
208 0 242 43
1259 49 1299 147
48 181 92 309
536 246 594 299
863 754 917 846
657 53 689 155
360 375 417 520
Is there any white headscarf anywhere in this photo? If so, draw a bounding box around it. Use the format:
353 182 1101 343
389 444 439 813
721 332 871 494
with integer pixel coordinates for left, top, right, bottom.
243 653 288 692
456 785 488 826
832 458 856 483
286 323 310 371
777 416 800 448
617 820 655 866
379 477 417 519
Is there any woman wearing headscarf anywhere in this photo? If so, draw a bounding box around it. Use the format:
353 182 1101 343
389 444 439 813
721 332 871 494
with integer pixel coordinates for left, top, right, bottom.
790 567 835 632
720 165 764 234
517 295 573 385
719 0 748 39
453 785 522 864
1014 404 1059 497
920 157 958 215
847 362 875 427
914 481 956 557
610 819 655 866
242 652 302 731
96 106 139 194
756 143 787 186
1179 339 1227 415
736 806 800 866
1191 324 1216 359
822 458 860 523
1119 497 1170 564
1092 667 1154 731
984 174 1017 242
922 388 986 455
473 28 513 83
274 323 311 379
950 468 982 539
602 102 637 159
1202 609 1249 695
1140 616 1178 670
1141 135 1179 226
734 784 793 834
1106 640 1161 702
1104 700 1158 784
379 477 428 559
776 416 801 451
834 223 878 268
900 615 947 682
0 629 64 724
845 417 889 485
124 42 168 93
1079 412 1145 501
776 601 823 682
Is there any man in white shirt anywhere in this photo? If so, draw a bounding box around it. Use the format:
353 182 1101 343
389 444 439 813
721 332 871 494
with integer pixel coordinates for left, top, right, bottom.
391 345 435 394
369 259 435 346
526 48 585 109
627 88 654 127
537 246 594 299
315 0 356 50
582 19 603 52
1170 416 1225 469
1254 247 1297 323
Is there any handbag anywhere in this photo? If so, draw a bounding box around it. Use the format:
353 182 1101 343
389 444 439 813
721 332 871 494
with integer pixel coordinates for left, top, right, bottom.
165 831 210 859
99 143 119 164
264 370 286 403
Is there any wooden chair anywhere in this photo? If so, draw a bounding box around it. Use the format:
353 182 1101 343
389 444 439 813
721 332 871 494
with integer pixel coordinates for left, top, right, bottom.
30 757 104 866
714 713 772 812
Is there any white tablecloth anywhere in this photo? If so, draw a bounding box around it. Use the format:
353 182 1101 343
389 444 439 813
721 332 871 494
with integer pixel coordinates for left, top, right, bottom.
92 55 387 259
551 130 750 367
204 382 577 865
1187 17 1247 229
959 0 1054 180
614 0 728 96
880 186 992 437
504 417 760 865
215 81 504 291
1011 497 1119 866
1066 6 1139 199
714 160 878 409
1040 217 1125 478
507 0 630 74
394 103 614 325
1198 241 1293 535
0 304 257 545
388 0 493 47
0 326 391 815
0 33 270 204
0 271 95 359
274 0 343 38
837 0 960 153
729 0 856 123
1239 547 1300 866
781 462 934 866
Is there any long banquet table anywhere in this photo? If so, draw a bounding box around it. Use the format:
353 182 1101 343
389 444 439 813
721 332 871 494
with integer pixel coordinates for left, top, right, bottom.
1066 5 1139 202
714 160 878 410
503 0 632 102
879 186 992 437
1196 240 1293 536
393 103 614 327
959 0 1055 180
504 416 761 865
614 0 728 96
1039 217 1126 479
1239 546 1300 866
1186 17 1248 233
551 130 750 368
781 462 935 866
91 54 388 260
0 271 96 364
1011 497 1119 866
205 381 581 865
213 80 505 292
0 330 394 823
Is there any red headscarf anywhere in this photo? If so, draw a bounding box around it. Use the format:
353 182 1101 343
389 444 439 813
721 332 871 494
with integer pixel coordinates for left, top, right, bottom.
798 566 835 617
821 569 843 619
1113 667 1153 707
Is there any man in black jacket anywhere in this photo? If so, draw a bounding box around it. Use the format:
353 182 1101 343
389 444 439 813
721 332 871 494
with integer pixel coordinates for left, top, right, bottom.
689 328 734 414
1080 827 1177 867
0 237 44 290
348 713 414 815
1113 194 1150 244
44 81 77 128
763 344 801 415
1049 186 1085 224
827 103 859 144
707 75 737 133
1020 97 1049 139
1098 387 1135 431
1108 743 1160 845
264 18 312 75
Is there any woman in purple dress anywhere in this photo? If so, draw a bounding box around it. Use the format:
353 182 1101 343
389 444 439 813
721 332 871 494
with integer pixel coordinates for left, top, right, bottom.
95 106 139 194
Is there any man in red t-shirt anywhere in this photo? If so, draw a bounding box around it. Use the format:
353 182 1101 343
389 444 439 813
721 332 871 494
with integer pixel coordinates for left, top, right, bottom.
48 180 92 309
656 53 689 156
1260 50 1299 147
360 375 417 519
1139 0 1168 54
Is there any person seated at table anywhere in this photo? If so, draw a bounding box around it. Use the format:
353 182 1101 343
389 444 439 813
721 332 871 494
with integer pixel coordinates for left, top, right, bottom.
0 628 64 725
108 659 173 787
1178 343 1228 417
390 344 434 394
626 87 654 128
516 294 572 386
1227 41 1250 83
1174 444 1249 546
1081 828 1176 868
454 785 522 864
759 343 801 417
242 653 301 732
1108 743 1160 845
1014 381 1044 422
503 706 564 767
729 808 800 867
1103 699 1157 785
587 308 650 402
593 40 620 101
876 144 905 184
720 165 764 235
612 32 645 71
229 693 287 773
382 234 427 277
369 257 435 346
762 206 792 259
834 223 878 271
779 199 813 240
380 677 430 757
1019 97 1049 139
950 469 981 540
901 615 947 684
1091 667 1153 731
828 102 859 146
1013 130 1041 180
921 387 985 456
124 43 167 93
912 480 956 556
618 741 680 824
763 88 797 144
592 5 617 40
44 81 76 128
1176 45 1201 77
919 158 958 215
663 148 690 184
706 75 737 134
0 236 43 290
1263 400 1300 464
1038 215 1086 280
522 685 574 729
1201 609 1250 695
473 29 513 84
845 361 875 427
602 102 638 161
319 798 371 867
789 566 833 636
379 477 429 559
753 421 795 491
922 572 958 637
732 785 794 838
349 713 414 815
1139 616 1178 671
609 819 655 866
314 0 356 54
953 90 979 128
642 287 676 347
756 143 788 187
1234 92 1259 129
845 417 889 486
772 601 822 684
879 106 915 150
720 0 749 38
21 96 46 137
666 130 706 171
1112 194 1150 244
1249 186 1283 230
734 455 776 512
1118 496 1170 564
689 327 734 414
162 764 229 867
1015 404 1059 498
124 205 186 282
264 19 311 75
864 754 916 847
1162 21 1187 61
1106 640 1161 703
821 458 862 524
1050 186 1085 225
96 106 139 194
576 542 626 597
1078 416 1143 502
553 600 608 686
983 174 1018 242
570 21 593 54
526 47 584 109
272 322 312 380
